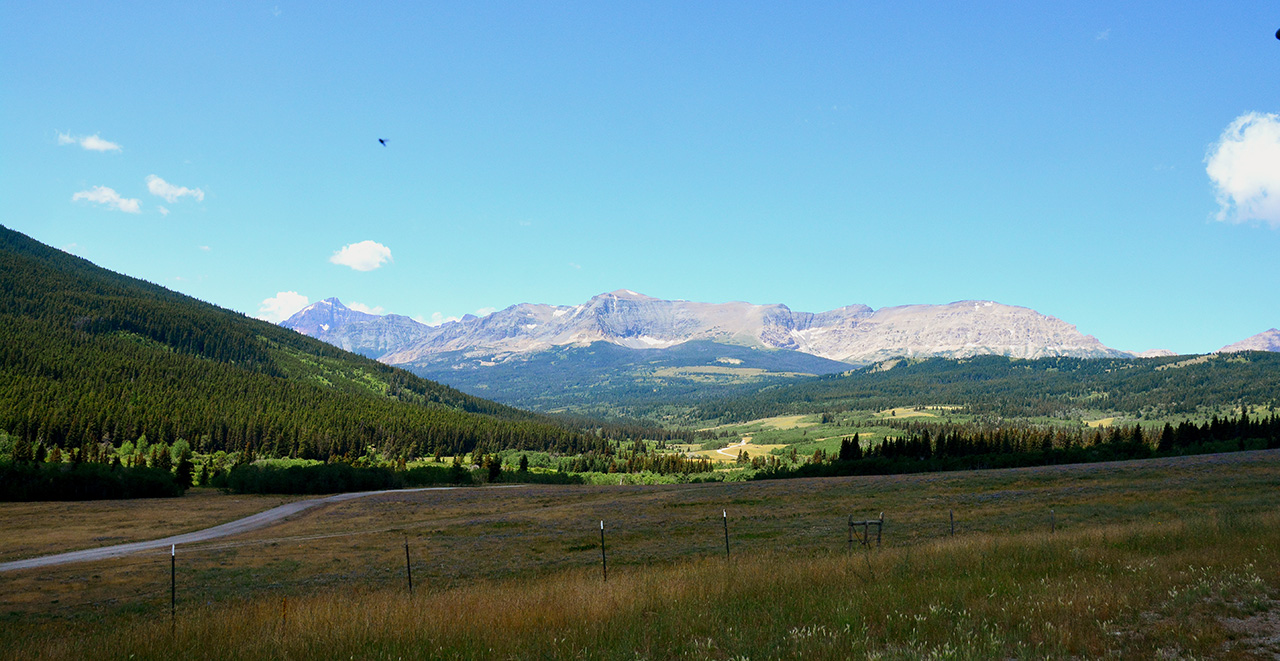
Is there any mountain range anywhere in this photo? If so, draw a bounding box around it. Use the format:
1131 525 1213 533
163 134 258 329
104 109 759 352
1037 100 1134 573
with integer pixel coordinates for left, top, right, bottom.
285 290 1137 366
281 291 1253 413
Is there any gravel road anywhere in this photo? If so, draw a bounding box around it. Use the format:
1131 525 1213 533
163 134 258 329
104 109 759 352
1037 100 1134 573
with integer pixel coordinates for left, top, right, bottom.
0 486 469 573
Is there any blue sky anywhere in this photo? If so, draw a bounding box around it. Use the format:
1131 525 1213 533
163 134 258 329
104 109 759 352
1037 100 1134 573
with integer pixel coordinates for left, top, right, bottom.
3 2 1279 354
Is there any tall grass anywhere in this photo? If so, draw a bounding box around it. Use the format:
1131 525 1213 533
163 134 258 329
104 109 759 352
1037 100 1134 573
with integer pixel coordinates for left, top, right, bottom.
12 509 1277 659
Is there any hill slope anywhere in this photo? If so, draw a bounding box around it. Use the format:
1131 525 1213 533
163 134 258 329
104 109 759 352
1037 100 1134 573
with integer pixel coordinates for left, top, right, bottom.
695 352 1280 422
0 225 601 459
405 340 852 414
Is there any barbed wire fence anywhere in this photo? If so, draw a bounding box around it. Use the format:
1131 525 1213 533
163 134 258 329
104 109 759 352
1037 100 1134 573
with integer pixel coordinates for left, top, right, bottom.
0 501 1067 619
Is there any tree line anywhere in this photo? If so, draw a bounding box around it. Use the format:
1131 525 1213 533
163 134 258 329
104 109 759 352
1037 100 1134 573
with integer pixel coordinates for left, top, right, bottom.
759 411 1280 480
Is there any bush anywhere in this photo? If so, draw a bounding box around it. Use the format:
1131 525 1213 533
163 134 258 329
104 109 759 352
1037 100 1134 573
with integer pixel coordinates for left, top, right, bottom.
0 461 184 501
404 464 474 486
218 463 404 494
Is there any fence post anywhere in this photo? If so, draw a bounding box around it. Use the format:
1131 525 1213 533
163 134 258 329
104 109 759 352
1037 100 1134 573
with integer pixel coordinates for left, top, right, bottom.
847 514 853 551
404 537 413 596
877 512 883 546
950 509 955 537
1050 509 1055 534
723 510 730 560
170 544 176 633
600 520 607 582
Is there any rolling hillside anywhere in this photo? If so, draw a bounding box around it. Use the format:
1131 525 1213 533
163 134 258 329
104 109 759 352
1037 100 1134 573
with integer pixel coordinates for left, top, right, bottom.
695 353 1280 423
0 225 619 460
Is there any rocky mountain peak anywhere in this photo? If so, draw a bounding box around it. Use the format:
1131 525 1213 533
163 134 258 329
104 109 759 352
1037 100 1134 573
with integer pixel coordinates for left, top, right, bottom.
1218 329 1280 353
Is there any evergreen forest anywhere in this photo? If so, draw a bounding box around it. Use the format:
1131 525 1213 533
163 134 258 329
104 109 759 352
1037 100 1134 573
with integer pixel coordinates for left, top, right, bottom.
0 225 679 468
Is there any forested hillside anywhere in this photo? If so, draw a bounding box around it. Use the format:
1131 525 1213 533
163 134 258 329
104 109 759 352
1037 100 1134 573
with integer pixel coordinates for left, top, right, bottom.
0 225 657 460
697 353 1280 422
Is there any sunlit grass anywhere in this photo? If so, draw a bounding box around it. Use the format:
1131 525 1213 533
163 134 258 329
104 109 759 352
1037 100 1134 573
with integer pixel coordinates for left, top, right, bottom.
9 510 1278 659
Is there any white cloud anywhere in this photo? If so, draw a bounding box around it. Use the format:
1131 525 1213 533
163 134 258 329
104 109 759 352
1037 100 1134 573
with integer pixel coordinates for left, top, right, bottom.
347 302 385 315
158 206 170 216
1206 112 1280 227
474 307 497 317
57 132 122 152
257 291 310 323
329 240 392 271
199 245 211 251
72 186 141 213
146 175 205 203
1095 28 1110 41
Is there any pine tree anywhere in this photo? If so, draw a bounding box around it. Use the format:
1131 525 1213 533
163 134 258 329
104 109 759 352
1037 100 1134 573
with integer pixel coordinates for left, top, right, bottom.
174 447 194 489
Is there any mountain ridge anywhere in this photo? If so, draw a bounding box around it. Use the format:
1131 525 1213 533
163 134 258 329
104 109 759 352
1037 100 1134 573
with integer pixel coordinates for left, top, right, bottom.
1219 329 1280 354
284 291 1130 366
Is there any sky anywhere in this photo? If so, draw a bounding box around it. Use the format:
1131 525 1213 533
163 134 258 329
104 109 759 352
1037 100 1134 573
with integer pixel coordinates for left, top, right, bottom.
3 2 1279 355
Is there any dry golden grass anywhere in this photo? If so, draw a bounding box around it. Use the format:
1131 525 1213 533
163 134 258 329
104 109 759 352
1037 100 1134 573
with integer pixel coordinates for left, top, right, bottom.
758 414 820 429
0 489 305 563
877 407 939 419
2 451 1279 658
9 511 1280 659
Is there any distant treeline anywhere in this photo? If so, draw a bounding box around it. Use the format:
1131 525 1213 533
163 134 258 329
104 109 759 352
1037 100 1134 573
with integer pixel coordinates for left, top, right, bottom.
0 462 184 501
212 458 593 494
758 412 1280 480
697 353 1280 422
557 441 714 475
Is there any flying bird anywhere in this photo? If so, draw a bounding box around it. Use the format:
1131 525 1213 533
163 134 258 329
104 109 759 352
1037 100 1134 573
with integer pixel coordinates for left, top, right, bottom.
378 138 387 146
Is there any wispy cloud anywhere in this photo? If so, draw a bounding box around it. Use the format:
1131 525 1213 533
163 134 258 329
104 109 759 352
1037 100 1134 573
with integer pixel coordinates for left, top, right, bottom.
57 131 122 152
415 307 495 326
257 291 310 323
347 302 386 315
1095 28 1110 41
72 186 140 213
416 312 459 327
146 175 205 203
1206 112 1280 228
199 245 211 252
158 206 170 216
330 240 393 271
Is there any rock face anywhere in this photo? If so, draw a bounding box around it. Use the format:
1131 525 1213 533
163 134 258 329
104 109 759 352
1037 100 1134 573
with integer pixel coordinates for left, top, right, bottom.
1218 329 1280 354
281 298 432 358
282 290 1127 365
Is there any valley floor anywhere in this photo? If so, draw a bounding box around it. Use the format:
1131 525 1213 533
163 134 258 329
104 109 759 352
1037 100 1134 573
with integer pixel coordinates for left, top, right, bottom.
3 450 1278 658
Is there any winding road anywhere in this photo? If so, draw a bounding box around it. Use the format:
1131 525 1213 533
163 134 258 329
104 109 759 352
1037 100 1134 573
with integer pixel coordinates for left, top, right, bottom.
716 437 752 458
0 486 471 573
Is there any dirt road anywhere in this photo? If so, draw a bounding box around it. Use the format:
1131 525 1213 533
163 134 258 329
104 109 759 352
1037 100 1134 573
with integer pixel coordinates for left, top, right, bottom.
0 486 472 572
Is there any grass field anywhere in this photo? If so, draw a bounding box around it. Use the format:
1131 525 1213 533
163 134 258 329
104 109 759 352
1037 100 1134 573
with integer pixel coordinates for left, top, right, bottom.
2 451 1279 658
0 491 304 563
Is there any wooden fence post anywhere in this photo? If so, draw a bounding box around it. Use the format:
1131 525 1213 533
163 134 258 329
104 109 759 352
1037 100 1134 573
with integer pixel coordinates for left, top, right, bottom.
404 537 413 596
723 510 730 560
170 544 176 633
600 520 607 582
